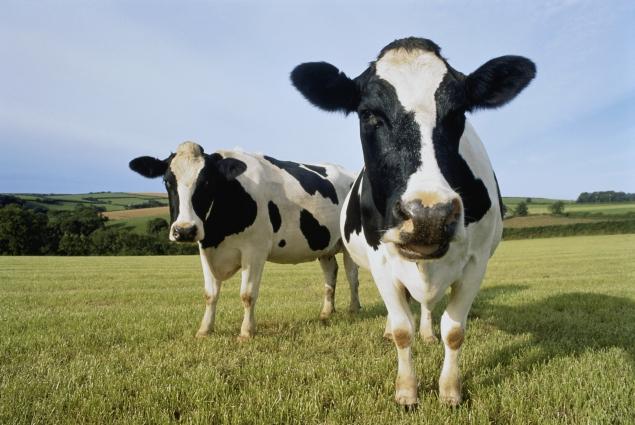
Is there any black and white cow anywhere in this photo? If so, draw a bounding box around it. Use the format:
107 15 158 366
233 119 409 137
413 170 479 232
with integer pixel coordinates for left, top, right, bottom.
291 37 535 406
129 142 361 340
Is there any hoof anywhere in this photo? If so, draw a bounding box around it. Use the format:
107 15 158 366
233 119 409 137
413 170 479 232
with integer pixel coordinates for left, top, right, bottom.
395 391 418 407
236 334 252 343
383 332 393 340
348 303 361 314
319 310 333 321
420 333 439 344
195 330 210 338
439 393 462 407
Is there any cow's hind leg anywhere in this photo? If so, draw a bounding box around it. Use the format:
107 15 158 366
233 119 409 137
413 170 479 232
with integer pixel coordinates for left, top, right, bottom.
439 261 486 406
318 255 338 320
343 249 361 313
238 256 266 341
196 248 223 337
419 303 438 343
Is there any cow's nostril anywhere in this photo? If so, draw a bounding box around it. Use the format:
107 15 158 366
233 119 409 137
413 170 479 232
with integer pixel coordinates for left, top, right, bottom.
393 200 410 221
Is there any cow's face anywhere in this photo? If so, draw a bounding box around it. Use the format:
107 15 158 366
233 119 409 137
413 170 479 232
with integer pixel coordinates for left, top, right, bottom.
292 37 535 260
129 142 246 243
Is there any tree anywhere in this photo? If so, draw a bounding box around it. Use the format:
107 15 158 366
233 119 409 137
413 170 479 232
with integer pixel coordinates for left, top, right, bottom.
147 218 169 234
525 197 532 204
514 201 529 217
0 204 49 254
549 201 565 215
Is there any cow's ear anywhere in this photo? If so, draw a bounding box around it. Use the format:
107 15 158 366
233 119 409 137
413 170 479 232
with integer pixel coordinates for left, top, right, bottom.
465 56 536 110
216 158 247 181
129 156 168 178
291 62 360 114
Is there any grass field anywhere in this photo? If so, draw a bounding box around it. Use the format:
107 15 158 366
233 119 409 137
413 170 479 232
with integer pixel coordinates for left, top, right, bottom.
503 198 635 216
10 192 167 212
1 235 634 424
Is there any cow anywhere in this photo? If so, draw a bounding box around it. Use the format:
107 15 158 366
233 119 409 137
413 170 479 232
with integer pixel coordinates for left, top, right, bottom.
129 142 361 340
291 37 535 406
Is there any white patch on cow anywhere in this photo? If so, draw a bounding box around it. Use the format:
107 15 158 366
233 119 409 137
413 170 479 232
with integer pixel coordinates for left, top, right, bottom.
169 141 206 241
376 49 457 207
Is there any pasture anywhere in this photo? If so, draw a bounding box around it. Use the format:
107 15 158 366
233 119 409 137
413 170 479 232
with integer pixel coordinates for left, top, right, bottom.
1 234 634 424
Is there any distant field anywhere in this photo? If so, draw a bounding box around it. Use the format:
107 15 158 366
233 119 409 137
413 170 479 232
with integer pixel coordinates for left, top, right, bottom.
103 206 169 220
503 214 602 228
1 234 634 424
503 197 635 216
10 192 167 212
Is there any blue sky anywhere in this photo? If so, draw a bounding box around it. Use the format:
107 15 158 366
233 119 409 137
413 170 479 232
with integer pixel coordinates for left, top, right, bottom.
1 0 633 199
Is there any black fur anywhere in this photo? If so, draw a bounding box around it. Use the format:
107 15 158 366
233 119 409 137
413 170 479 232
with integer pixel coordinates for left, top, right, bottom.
290 62 359 114
263 155 339 204
268 201 282 233
129 156 169 178
302 164 328 177
199 172 257 249
299 209 331 251
466 56 536 110
493 172 504 220
343 172 363 242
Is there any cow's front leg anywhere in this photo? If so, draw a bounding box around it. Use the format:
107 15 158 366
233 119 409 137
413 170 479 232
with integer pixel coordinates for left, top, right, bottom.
373 270 418 406
238 256 266 341
438 261 485 406
196 248 222 337
343 250 361 313
318 255 338 320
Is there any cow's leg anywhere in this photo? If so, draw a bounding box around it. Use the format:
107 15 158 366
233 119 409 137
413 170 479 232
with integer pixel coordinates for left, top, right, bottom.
419 303 438 343
373 267 418 406
238 256 266 341
196 248 222 337
318 255 338 320
383 314 392 339
438 261 486 406
343 249 361 313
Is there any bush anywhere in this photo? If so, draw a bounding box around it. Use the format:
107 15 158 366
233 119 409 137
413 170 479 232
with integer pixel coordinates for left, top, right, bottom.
549 201 566 215
147 218 169 234
515 201 529 217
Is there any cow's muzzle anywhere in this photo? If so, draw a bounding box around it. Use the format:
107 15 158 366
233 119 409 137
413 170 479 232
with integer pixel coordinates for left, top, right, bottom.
391 198 461 260
172 224 198 242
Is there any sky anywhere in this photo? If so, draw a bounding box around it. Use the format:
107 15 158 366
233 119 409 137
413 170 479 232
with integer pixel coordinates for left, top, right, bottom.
1 0 633 199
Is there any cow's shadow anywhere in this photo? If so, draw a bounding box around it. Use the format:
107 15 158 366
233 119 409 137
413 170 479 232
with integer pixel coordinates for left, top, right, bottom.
465 284 635 386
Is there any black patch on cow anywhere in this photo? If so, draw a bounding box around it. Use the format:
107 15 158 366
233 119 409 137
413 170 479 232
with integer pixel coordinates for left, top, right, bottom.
299 209 330 251
192 155 257 249
268 201 281 233
344 172 363 242
263 155 339 204
359 175 383 250
278 239 286 247
302 163 328 177
355 75 423 231
493 172 504 220
432 74 491 225
164 168 180 226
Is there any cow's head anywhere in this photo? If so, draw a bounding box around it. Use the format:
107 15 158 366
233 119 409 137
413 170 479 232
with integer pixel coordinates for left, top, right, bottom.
291 37 535 260
129 142 246 242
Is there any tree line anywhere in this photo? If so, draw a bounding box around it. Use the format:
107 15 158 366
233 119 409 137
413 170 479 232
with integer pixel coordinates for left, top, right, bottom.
576 191 635 203
0 195 196 256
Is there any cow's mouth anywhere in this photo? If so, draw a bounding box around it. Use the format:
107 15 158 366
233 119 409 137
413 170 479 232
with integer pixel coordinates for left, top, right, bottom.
396 241 449 260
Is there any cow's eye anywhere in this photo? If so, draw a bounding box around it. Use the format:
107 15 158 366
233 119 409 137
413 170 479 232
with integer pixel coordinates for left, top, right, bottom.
360 110 384 129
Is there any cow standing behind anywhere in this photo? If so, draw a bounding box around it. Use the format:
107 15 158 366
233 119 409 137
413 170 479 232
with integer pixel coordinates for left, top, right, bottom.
130 142 361 340
291 37 535 406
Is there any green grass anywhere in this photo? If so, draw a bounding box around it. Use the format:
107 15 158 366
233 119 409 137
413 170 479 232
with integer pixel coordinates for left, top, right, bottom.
107 215 171 234
503 197 635 216
9 192 167 212
1 235 634 424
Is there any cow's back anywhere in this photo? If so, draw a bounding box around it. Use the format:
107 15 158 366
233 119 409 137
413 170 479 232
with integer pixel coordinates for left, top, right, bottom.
215 150 355 264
